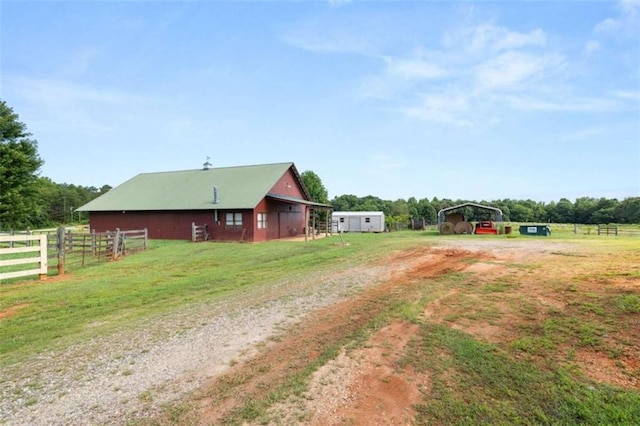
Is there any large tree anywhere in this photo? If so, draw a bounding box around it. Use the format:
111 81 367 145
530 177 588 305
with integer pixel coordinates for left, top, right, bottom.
0 100 43 229
301 170 330 225
301 170 329 204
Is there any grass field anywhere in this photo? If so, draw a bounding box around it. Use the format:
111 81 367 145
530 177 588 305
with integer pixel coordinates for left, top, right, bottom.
1 231 639 424
0 232 416 367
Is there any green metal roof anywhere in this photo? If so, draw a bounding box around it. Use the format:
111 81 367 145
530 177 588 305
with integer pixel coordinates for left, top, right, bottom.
78 162 303 211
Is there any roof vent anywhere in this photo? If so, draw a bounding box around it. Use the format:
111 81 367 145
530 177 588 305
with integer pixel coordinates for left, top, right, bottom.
213 186 220 204
203 156 212 170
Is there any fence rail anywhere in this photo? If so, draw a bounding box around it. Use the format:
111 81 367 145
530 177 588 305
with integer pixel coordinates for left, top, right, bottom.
598 225 618 236
596 225 640 236
1 227 147 281
56 228 148 274
0 234 48 281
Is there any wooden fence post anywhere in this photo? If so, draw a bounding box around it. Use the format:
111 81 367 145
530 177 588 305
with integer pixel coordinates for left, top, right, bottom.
144 228 148 250
305 206 309 242
312 209 316 240
39 234 48 280
325 212 329 236
57 226 65 276
192 222 196 242
113 228 121 260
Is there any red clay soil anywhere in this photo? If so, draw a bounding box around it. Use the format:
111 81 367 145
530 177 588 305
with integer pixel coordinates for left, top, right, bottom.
0 303 29 320
159 242 639 424
307 321 426 426
193 247 478 425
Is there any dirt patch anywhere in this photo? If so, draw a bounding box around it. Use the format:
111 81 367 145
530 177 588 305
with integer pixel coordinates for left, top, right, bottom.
423 288 459 321
575 347 640 389
0 303 29 320
312 322 424 426
263 321 425 425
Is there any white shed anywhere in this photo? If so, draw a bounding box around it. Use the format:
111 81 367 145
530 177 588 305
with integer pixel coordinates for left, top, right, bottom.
332 211 385 233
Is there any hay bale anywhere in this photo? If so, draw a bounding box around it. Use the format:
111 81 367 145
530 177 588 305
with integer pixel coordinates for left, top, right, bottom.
439 222 455 235
454 221 473 234
446 212 464 225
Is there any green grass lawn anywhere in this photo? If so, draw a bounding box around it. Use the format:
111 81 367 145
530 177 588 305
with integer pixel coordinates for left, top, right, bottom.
2 230 638 368
0 232 424 367
2 230 639 425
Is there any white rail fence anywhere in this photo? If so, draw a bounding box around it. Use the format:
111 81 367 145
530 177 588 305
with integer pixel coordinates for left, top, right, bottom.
0 234 48 281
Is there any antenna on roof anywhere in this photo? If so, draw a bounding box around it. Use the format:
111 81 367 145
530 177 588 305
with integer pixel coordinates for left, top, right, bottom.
203 156 212 170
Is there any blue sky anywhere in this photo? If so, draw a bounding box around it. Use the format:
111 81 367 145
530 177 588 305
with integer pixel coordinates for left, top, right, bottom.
2 0 639 202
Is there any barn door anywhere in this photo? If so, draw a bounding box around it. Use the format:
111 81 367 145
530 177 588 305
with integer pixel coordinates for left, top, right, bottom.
278 211 299 238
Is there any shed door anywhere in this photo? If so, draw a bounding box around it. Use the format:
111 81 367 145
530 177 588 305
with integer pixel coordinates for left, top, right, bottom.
349 216 360 232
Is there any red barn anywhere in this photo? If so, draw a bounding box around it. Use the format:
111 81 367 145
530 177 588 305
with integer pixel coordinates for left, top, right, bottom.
77 162 330 242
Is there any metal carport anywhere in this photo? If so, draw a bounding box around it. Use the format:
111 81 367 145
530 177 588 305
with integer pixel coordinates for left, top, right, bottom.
437 202 504 235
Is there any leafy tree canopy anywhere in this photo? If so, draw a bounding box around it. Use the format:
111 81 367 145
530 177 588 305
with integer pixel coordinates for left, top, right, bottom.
0 100 43 228
301 170 329 204
330 193 639 225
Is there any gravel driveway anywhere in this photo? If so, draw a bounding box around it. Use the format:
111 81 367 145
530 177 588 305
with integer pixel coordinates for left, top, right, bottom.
0 259 397 425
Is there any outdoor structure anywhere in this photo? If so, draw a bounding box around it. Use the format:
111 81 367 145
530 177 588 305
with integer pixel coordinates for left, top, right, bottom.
437 202 504 235
331 211 386 233
77 162 332 242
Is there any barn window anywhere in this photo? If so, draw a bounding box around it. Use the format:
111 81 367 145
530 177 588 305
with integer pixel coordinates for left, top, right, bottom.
340 218 345 223
257 213 268 229
225 212 243 229
365 217 371 223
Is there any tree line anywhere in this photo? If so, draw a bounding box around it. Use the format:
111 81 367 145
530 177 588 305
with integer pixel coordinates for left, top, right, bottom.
2 177 111 230
3 99 639 230
1 100 111 229
329 194 640 226
301 171 640 226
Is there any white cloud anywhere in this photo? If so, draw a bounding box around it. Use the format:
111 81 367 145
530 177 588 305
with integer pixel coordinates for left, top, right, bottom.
8 76 149 106
401 92 474 127
376 24 564 126
594 0 640 36
620 0 640 15
328 0 353 7
559 127 605 142
474 51 563 90
584 40 601 55
281 19 374 55
286 9 633 129
471 25 546 53
282 32 370 54
384 57 446 80
358 53 447 100
5 75 169 137
612 90 640 100
504 94 622 112
595 17 623 34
